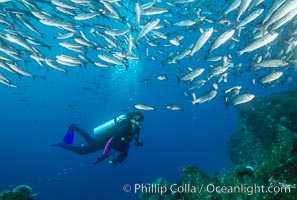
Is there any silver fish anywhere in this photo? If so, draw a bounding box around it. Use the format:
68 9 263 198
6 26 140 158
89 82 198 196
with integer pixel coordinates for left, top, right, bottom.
254 59 288 68
187 79 207 91
227 94 255 106
209 29 235 54
263 0 297 31
74 12 98 20
4 34 34 52
236 0 252 22
135 3 141 26
259 71 283 84
59 42 83 51
98 54 125 67
0 72 10 83
0 79 17 88
135 104 155 111
224 0 241 16
270 9 297 32
166 104 183 110
52 0 78 10
136 18 160 41
179 68 205 82
157 74 168 81
190 28 213 58
171 50 191 62
237 8 264 29
248 0 264 11
238 33 278 56
7 63 34 78
208 65 229 80
142 7 169 16
192 90 217 105
104 29 130 36
174 20 197 27
45 60 67 72
262 0 286 24
223 86 241 102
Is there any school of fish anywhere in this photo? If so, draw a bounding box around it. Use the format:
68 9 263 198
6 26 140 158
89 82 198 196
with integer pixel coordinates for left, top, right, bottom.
0 0 296 110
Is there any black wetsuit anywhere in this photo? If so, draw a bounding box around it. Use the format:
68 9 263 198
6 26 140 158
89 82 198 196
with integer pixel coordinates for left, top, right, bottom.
58 117 143 164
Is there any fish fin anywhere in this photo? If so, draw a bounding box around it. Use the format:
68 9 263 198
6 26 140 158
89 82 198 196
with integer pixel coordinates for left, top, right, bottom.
231 37 240 43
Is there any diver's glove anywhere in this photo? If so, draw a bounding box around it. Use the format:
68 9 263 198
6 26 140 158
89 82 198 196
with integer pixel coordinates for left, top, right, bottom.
109 159 119 166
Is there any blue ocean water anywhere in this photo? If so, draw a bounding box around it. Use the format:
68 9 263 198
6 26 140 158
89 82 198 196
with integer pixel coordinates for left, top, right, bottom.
0 58 237 199
0 0 296 199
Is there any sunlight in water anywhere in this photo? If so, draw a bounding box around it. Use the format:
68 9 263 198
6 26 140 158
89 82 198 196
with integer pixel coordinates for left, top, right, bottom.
108 59 142 98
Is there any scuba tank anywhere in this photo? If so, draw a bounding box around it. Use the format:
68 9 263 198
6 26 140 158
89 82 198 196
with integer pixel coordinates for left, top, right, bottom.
93 114 127 136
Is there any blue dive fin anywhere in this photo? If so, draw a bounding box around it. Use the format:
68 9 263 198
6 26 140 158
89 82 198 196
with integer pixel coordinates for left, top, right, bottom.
63 130 75 144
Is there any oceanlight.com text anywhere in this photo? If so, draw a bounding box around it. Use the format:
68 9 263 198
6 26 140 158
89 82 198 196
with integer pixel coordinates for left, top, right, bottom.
206 183 292 195
123 183 293 196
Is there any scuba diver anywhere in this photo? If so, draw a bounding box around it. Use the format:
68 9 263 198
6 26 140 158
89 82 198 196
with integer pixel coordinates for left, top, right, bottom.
51 111 144 165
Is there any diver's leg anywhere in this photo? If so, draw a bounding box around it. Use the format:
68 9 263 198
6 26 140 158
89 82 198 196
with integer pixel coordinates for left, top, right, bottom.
71 125 94 144
57 143 90 155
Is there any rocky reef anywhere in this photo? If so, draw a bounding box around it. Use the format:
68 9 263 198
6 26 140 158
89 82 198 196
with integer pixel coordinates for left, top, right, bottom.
140 90 297 200
0 185 36 200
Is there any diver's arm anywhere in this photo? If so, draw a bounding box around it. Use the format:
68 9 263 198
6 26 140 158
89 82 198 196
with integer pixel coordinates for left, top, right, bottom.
93 155 108 165
133 130 144 146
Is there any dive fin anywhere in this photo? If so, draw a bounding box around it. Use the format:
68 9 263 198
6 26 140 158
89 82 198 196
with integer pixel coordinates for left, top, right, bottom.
63 130 75 144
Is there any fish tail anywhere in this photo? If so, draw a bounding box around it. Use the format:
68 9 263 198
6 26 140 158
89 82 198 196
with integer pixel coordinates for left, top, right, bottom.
134 42 140 54
64 69 70 75
40 33 46 40
125 64 129 72
176 76 181 84
224 100 229 109
260 25 267 36
16 74 22 80
207 49 212 58
32 75 37 81
120 16 127 24
202 54 208 61
82 63 87 69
